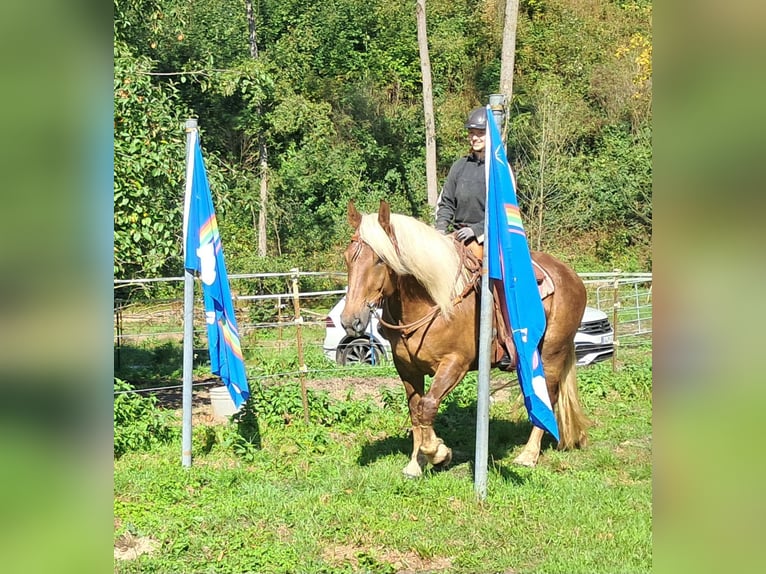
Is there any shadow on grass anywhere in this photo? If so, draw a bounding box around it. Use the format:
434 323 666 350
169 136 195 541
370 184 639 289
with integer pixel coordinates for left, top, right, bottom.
114 341 209 385
357 399 552 485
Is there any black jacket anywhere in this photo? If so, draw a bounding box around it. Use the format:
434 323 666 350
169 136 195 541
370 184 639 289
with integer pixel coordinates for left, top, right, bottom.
434 153 485 239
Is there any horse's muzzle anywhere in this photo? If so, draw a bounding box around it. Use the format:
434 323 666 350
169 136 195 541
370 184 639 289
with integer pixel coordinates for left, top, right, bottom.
341 306 371 337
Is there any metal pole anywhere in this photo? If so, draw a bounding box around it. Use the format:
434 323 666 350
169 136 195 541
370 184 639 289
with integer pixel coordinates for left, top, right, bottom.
182 119 198 467
475 225 493 500
114 300 123 369
611 270 621 373
475 106 495 500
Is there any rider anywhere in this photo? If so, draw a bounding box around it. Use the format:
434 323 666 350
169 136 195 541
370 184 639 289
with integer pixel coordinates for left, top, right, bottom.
435 106 513 369
435 106 487 245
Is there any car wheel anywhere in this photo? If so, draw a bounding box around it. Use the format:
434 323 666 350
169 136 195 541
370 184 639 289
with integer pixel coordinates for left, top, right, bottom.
338 338 383 366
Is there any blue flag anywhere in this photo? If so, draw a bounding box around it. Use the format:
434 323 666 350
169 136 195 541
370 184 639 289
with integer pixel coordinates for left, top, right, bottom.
485 107 559 441
183 136 249 408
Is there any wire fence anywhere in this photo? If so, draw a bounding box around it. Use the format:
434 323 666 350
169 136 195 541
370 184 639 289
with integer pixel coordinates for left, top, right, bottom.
580 272 653 343
114 269 652 394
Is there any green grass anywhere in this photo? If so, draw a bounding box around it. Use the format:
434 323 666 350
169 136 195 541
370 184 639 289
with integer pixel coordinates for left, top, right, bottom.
114 351 652 573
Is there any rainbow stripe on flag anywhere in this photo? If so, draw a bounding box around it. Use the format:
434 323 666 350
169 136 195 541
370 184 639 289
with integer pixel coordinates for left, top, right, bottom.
504 204 524 232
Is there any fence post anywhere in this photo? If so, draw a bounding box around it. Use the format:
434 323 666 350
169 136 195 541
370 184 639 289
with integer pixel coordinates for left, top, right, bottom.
290 268 310 424
611 270 621 372
276 295 284 351
114 299 124 369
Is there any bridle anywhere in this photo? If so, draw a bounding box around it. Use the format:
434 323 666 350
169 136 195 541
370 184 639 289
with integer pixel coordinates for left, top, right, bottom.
347 232 385 311
349 232 482 340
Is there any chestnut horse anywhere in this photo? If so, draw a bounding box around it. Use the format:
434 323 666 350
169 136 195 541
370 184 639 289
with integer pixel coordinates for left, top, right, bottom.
342 201 590 478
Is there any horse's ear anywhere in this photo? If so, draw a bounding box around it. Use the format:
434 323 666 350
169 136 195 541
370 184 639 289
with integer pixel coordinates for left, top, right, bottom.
378 201 392 236
348 200 362 229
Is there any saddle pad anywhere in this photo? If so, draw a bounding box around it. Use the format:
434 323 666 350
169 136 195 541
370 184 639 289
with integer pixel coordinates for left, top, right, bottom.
532 260 555 300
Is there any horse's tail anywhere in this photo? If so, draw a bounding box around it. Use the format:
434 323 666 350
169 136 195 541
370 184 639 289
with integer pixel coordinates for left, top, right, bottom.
556 343 591 450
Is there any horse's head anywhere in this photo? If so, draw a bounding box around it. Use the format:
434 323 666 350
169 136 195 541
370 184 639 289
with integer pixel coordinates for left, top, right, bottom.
341 201 396 336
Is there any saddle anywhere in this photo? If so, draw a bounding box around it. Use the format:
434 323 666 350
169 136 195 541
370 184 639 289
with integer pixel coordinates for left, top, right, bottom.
461 239 554 371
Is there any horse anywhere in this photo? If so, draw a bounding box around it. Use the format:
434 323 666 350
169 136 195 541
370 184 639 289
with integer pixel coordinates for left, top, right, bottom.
342 200 591 478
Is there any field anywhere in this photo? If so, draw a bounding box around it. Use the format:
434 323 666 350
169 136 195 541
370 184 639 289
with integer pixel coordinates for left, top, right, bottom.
114 326 652 573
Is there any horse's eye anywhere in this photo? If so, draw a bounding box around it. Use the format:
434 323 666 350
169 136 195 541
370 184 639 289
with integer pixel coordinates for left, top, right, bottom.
375 257 384 266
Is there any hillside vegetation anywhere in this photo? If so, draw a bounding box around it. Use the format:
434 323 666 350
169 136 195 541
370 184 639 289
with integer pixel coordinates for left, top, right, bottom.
114 0 652 284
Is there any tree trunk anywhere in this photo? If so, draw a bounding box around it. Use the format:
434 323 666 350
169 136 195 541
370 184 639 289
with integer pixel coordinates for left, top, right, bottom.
499 0 519 140
245 0 258 58
537 106 546 252
258 141 268 257
246 0 269 256
416 0 438 208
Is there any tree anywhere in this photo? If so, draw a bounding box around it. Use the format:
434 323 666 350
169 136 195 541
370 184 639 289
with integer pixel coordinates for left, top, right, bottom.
245 0 270 257
112 0 652 276
416 0 438 207
512 75 593 250
113 41 189 279
498 0 519 138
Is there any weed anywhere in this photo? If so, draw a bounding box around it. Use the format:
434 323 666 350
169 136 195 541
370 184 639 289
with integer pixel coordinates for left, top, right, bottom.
113 378 179 458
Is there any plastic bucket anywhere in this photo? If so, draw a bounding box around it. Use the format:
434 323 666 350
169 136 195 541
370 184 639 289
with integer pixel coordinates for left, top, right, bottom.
209 386 240 420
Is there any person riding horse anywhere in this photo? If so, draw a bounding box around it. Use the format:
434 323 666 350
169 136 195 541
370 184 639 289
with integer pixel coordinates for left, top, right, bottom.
342 201 590 477
435 106 489 245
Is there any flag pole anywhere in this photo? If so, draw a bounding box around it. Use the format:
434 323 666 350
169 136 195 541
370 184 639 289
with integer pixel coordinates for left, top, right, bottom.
474 106 494 501
182 119 198 468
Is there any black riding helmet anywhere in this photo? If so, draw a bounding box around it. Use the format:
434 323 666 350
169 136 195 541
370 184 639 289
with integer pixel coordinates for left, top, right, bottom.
464 107 487 130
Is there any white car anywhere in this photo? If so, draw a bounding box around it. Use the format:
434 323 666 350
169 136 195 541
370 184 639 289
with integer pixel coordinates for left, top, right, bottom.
323 297 614 367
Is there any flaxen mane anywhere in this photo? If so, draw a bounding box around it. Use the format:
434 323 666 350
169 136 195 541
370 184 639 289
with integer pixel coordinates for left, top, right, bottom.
357 212 467 316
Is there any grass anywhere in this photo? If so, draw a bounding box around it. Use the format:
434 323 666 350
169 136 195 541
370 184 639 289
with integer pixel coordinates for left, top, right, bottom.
114 348 652 573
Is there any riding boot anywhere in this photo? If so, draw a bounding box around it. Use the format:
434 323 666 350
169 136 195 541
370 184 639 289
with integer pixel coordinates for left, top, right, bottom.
498 352 514 371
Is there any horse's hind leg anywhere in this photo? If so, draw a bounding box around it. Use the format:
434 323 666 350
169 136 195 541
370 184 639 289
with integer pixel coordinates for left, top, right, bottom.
401 375 427 478
514 426 544 467
513 347 567 467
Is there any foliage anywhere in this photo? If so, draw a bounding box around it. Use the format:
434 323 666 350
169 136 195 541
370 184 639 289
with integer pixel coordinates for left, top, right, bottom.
113 41 188 279
577 353 652 399
114 339 184 384
113 378 179 457
240 381 377 430
114 0 652 285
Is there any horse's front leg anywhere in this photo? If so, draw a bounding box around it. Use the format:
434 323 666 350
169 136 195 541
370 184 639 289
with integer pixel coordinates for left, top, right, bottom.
401 374 427 478
418 356 469 468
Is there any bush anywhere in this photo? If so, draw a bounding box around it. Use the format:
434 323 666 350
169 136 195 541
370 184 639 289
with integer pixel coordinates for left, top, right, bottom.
114 378 179 457
241 381 378 429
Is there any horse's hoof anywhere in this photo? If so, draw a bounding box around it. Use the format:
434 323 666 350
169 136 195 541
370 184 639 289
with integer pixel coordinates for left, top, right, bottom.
402 459 423 479
419 437 443 458
513 453 538 468
431 445 453 471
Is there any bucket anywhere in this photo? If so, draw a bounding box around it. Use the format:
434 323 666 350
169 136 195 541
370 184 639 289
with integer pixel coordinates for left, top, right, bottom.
209 386 240 420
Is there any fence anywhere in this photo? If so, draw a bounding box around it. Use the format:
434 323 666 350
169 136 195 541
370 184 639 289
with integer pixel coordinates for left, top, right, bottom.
114 269 652 392
579 272 653 345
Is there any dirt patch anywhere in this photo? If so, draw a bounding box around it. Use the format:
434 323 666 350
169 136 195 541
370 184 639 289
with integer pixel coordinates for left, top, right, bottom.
152 373 518 422
303 375 401 402
323 543 453 573
153 382 220 425
114 532 160 561
153 375 405 422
